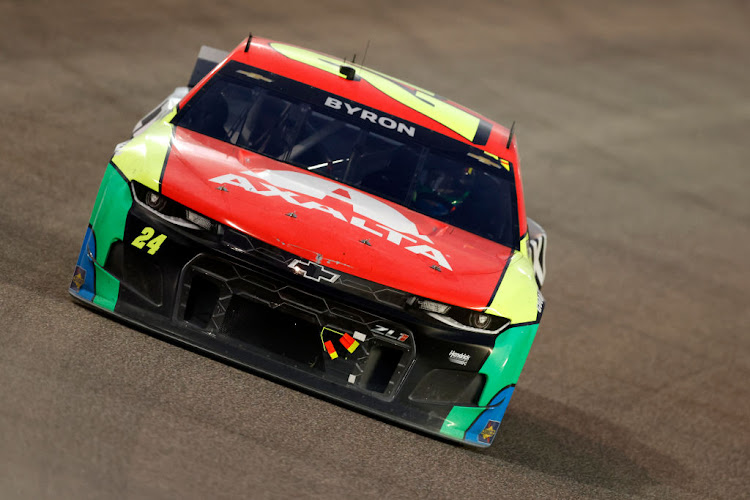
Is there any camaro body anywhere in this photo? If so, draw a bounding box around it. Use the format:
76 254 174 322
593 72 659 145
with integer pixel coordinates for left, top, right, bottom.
70 37 548 447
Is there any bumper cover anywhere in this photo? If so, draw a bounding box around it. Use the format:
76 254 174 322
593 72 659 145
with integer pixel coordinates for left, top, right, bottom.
70 165 540 446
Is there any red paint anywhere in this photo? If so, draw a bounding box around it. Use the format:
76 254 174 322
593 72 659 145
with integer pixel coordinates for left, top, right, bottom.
161 130 513 308
171 36 530 306
180 40 521 169
324 340 337 359
340 333 358 353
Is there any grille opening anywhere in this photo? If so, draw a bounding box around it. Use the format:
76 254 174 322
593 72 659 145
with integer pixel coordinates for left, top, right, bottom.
103 241 125 279
221 295 323 368
184 275 219 328
361 343 402 393
409 370 486 405
277 287 328 313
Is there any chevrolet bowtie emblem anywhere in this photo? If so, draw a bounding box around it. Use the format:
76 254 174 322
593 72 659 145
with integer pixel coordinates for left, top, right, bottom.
288 259 340 283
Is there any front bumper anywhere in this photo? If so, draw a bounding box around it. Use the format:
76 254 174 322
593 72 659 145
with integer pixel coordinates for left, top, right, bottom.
70 165 539 446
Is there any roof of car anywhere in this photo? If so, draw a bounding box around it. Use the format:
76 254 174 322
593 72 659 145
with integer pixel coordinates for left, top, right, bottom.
212 37 514 157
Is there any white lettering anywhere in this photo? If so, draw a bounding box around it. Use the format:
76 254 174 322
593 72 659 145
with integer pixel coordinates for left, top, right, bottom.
449 350 470 366
360 110 378 123
257 182 303 206
300 201 347 222
324 96 342 109
209 174 257 192
210 170 452 270
375 224 417 245
405 244 452 271
324 95 416 136
244 169 420 236
327 187 355 205
351 216 383 237
343 102 361 115
397 123 416 137
378 116 397 129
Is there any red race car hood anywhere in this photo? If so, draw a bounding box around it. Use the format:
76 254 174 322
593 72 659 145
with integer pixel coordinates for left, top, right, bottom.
161 128 513 308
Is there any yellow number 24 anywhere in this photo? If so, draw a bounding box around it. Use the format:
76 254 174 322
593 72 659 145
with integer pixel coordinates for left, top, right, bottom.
131 227 167 255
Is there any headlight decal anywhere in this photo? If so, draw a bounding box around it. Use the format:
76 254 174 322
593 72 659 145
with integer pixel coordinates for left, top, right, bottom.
132 182 216 232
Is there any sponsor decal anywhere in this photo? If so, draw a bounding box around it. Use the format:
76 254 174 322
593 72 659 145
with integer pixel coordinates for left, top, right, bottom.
131 227 167 255
353 331 367 342
324 340 338 360
478 420 500 444
448 350 470 366
270 42 493 145
236 69 273 83
289 259 340 283
339 333 360 353
371 324 409 342
321 327 361 360
209 169 452 270
324 96 415 137
466 152 511 172
71 266 86 291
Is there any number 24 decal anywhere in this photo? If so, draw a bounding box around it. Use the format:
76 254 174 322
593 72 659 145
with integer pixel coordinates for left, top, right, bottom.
131 227 167 255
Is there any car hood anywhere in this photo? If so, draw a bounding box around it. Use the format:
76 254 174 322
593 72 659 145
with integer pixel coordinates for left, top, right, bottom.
160 128 514 308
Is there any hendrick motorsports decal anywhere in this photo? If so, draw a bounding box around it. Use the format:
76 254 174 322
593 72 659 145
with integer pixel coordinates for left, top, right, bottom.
449 350 470 366
209 168 452 270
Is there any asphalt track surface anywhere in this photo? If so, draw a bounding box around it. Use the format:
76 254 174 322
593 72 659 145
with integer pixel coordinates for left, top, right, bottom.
1 1 749 498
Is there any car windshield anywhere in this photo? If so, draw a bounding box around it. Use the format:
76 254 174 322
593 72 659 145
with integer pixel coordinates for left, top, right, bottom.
175 63 519 248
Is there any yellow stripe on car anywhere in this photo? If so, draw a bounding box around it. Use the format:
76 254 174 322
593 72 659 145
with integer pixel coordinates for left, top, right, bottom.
111 110 176 191
271 43 483 144
487 251 538 325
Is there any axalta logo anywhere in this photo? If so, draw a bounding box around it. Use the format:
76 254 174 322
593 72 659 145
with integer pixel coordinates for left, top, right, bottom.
324 97 416 137
448 350 470 366
209 168 452 270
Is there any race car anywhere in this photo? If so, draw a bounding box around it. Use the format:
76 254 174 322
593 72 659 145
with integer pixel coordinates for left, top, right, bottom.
70 35 548 447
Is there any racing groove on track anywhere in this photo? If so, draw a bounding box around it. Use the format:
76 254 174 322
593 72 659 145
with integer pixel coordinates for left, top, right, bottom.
1 1 749 498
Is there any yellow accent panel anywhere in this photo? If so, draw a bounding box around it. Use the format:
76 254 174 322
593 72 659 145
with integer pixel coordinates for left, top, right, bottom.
519 234 529 259
111 110 176 191
271 43 482 143
488 251 538 324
